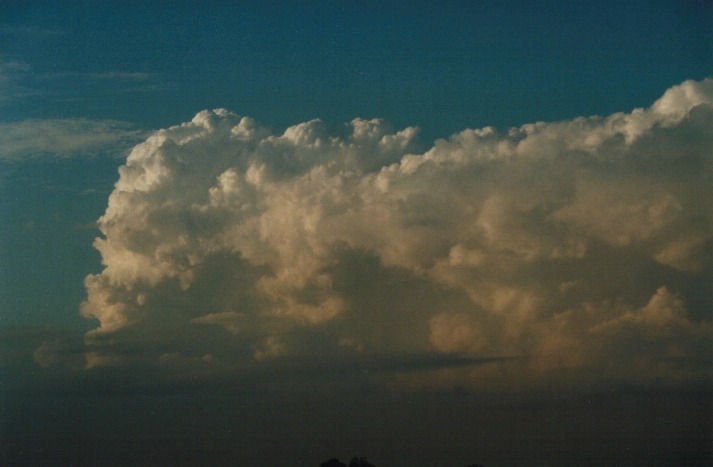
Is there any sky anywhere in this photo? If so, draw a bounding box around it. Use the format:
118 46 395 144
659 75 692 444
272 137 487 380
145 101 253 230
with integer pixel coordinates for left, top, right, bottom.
1 1 712 466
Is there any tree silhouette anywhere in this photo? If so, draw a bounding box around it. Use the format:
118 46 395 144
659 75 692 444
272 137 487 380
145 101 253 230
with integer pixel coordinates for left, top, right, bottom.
348 457 375 467
319 459 347 467
319 456 484 466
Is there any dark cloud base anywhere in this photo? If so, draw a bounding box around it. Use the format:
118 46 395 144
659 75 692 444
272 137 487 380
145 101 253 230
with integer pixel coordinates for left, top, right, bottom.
3 384 711 467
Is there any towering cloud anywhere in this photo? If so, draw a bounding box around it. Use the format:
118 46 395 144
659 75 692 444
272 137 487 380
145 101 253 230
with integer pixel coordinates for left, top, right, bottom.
71 80 712 386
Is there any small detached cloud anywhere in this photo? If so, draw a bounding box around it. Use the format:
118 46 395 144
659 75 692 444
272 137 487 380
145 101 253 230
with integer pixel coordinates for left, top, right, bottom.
43 79 712 389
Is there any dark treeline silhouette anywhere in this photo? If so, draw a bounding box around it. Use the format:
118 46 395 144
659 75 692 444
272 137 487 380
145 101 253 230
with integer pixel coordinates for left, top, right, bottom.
319 457 374 467
348 458 375 467
319 459 346 467
319 457 483 467
319 459 345 467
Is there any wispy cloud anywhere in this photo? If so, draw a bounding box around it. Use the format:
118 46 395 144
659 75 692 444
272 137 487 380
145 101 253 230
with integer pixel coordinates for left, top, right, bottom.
88 71 153 81
0 57 162 105
38 71 155 81
0 118 147 160
0 25 63 37
0 58 42 103
0 325 85 370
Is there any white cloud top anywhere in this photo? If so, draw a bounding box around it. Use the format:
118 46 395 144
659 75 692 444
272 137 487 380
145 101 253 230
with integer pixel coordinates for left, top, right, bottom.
70 79 712 387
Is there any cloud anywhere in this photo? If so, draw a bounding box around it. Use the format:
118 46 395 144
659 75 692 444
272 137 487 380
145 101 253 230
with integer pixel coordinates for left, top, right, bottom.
0 26 63 37
0 326 86 371
36 70 156 83
191 311 244 335
0 118 147 160
0 56 161 105
61 79 713 388
86 72 153 81
0 58 41 103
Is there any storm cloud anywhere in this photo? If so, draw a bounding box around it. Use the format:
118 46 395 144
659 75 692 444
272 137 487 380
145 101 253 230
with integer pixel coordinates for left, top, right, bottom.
63 79 712 388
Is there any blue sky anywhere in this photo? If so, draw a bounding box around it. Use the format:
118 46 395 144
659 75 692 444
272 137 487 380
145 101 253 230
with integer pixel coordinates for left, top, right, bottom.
3 1 711 133
1 2 712 466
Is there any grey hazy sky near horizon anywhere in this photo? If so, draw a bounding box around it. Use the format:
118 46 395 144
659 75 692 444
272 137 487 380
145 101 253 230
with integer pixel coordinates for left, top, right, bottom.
1 1 712 466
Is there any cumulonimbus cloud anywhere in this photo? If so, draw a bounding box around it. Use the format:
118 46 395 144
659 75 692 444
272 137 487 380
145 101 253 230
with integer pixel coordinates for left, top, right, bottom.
66 79 713 386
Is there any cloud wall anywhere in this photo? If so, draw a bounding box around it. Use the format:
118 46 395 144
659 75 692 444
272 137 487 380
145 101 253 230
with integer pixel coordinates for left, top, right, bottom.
75 80 713 386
